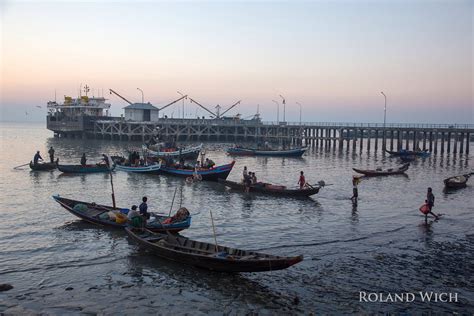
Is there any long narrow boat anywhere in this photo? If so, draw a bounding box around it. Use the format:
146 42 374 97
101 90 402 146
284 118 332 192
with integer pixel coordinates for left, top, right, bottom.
57 163 114 174
443 173 473 189
125 227 303 272
218 179 321 197
144 144 202 159
352 163 410 176
159 161 235 181
115 161 161 173
29 159 58 171
385 149 431 157
52 196 191 233
227 147 307 157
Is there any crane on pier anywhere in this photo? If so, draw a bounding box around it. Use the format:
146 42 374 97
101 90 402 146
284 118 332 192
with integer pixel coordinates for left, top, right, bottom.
188 97 241 118
109 89 133 105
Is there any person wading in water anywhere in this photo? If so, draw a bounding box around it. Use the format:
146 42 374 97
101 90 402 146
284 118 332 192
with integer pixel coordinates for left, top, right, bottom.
48 146 55 163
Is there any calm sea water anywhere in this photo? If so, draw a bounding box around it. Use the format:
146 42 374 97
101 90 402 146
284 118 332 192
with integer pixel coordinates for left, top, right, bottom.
0 121 473 314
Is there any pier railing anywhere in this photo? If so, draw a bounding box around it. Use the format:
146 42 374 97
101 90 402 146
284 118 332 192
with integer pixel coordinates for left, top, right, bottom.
262 122 474 129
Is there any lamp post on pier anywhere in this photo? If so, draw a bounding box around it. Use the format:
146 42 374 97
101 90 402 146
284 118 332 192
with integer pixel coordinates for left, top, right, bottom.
272 100 279 124
279 95 286 122
381 91 387 150
296 102 302 125
137 88 144 103
177 91 185 119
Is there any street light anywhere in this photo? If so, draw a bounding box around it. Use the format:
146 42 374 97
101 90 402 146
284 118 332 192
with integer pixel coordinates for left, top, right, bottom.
272 100 279 123
177 91 184 119
279 95 286 122
137 88 144 103
296 102 302 125
381 91 387 150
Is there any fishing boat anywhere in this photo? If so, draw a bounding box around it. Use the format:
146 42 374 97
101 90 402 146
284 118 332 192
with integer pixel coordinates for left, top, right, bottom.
227 146 307 157
52 196 191 233
218 179 321 197
29 159 58 171
352 163 410 176
443 173 473 189
159 161 235 181
57 163 114 174
385 149 431 157
144 144 202 159
125 227 303 272
114 161 162 174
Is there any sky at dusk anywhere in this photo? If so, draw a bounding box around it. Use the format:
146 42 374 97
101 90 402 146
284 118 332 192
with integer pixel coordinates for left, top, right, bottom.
0 0 472 123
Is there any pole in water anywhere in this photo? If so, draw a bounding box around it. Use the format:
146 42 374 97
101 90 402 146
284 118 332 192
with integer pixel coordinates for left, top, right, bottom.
168 187 178 216
13 163 30 169
209 210 219 253
179 185 183 208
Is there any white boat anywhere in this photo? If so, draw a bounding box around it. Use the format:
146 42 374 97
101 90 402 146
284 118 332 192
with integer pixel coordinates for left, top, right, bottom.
143 144 203 158
114 161 161 173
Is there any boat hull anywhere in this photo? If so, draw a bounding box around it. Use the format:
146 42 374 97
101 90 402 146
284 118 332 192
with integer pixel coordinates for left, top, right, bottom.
57 164 114 174
145 144 202 159
115 162 161 173
126 228 303 273
352 163 410 176
227 147 307 157
218 179 320 197
159 161 235 181
52 195 191 233
385 149 430 157
29 160 57 171
443 174 471 189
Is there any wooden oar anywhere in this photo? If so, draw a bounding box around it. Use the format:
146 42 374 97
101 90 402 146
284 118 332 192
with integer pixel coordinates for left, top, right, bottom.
13 163 30 170
209 210 219 253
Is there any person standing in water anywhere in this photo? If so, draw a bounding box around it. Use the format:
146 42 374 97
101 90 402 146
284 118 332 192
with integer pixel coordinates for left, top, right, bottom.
425 187 439 220
351 176 360 204
48 147 55 163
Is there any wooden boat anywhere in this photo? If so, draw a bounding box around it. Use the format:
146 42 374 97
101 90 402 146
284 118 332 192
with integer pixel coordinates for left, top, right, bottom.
443 173 473 189
159 161 235 181
227 146 307 157
57 163 114 174
385 149 431 157
115 161 161 173
144 144 202 159
218 179 321 197
52 196 191 233
352 163 410 176
29 159 58 171
125 227 303 272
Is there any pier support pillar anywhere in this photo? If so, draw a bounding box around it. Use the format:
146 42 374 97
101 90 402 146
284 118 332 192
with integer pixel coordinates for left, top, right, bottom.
441 132 445 153
375 130 379 152
359 129 364 152
447 132 451 153
466 133 470 154
459 133 464 154
453 133 458 154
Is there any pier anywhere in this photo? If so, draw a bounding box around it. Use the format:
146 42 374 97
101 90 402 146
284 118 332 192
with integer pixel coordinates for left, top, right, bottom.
48 116 473 155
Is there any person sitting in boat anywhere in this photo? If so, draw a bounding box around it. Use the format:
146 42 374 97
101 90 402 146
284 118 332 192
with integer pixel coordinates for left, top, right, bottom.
139 196 150 221
207 158 215 168
298 171 306 189
48 146 55 163
127 205 142 227
33 151 43 165
251 172 257 185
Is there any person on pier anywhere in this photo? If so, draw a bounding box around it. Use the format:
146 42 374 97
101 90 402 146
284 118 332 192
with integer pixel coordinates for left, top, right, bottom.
298 171 306 189
80 153 87 167
33 151 43 165
48 146 55 163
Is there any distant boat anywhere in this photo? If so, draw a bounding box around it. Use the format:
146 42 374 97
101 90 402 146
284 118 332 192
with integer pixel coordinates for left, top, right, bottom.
53 195 191 233
29 159 58 171
227 146 307 157
218 179 321 197
125 227 303 272
57 163 113 174
385 149 430 157
443 173 473 189
352 163 410 177
159 161 235 181
144 144 202 159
